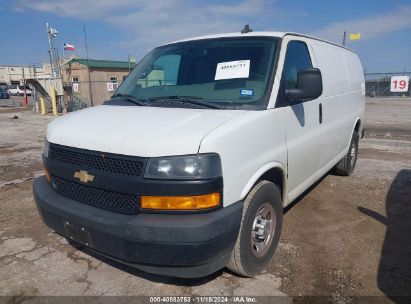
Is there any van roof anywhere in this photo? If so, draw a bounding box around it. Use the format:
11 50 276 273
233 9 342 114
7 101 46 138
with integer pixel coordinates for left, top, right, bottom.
167 31 355 53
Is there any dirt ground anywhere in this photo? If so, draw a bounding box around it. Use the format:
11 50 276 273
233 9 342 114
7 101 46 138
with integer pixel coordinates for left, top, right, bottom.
0 98 410 303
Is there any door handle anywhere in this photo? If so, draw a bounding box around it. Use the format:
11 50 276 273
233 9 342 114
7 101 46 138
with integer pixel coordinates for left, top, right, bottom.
319 103 323 124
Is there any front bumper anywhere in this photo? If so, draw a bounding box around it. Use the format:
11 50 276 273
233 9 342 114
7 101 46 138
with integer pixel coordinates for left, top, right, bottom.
33 176 243 278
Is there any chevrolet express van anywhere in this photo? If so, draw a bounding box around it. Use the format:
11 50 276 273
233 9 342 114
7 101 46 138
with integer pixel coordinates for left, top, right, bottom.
33 30 365 278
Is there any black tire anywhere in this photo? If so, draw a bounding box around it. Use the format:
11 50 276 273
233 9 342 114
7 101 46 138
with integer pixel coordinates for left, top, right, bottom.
227 181 283 277
334 130 359 176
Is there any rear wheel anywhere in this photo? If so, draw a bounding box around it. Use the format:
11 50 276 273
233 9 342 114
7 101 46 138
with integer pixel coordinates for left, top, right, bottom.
335 130 359 176
227 181 283 277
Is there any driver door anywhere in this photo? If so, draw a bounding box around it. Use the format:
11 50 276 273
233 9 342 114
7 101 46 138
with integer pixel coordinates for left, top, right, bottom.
278 38 321 202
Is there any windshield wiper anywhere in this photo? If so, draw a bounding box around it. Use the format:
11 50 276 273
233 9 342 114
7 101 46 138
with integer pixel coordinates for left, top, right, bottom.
148 95 223 109
111 93 148 106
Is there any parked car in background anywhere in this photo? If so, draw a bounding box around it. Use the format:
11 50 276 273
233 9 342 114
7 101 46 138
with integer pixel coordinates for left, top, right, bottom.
0 87 10 99
8 85 32 96
8 85 19 96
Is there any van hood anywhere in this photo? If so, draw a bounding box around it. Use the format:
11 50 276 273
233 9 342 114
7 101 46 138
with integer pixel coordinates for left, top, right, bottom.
46 105 246 157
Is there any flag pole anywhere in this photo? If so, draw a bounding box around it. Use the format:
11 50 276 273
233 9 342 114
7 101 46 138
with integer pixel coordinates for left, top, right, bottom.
83 24 94 106
62 43 66 59
342 31 346 46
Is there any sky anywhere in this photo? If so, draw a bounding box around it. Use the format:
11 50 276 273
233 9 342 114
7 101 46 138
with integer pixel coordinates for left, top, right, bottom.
0 0 410 73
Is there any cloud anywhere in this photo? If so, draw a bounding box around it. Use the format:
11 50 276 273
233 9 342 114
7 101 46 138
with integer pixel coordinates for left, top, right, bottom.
311 5 411 43
205 0 266 17
106 1 268 47
14 0 266 21
14 0 143 19
15 0 275 55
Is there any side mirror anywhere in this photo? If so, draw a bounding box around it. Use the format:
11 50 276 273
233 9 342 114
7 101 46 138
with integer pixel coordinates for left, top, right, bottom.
285 68 323 102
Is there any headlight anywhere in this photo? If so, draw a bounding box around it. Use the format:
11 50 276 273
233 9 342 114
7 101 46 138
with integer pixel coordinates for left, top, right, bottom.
43 138 50 158
144 154 222 179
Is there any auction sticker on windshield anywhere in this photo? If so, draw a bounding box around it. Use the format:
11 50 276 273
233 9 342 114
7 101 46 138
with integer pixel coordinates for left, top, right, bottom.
215 60 250 80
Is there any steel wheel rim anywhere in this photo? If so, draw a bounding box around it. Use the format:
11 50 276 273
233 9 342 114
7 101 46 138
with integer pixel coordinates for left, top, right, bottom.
350 142 357 167
251 202 276 257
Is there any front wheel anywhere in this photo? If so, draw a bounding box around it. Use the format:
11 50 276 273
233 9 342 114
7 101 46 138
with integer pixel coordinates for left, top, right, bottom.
227 181 283 277
334 130 359 176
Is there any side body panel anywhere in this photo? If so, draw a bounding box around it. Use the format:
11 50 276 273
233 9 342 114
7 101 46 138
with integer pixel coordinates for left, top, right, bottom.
273 35 365 204
199 110 287 207
310 41 365 172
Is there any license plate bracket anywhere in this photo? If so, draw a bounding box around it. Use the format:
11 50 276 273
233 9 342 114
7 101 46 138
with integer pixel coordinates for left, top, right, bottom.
63 220 92 247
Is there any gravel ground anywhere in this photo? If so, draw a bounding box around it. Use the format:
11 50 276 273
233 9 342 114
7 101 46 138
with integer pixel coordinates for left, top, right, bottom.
0 98 410 303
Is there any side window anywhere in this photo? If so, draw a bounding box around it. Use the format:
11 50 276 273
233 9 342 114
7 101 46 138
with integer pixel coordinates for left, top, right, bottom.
137 54 181 88
282 41 312 89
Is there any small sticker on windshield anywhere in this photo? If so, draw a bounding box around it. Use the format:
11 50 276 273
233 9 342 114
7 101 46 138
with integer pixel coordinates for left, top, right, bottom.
215 60 250 80
240 89 254 96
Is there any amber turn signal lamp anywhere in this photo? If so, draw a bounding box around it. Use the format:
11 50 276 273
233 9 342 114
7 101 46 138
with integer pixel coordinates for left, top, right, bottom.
44 166 51 183
141 193 220 210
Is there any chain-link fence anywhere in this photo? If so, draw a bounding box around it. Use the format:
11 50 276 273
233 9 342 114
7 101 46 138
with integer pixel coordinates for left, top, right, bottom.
364 72 411 98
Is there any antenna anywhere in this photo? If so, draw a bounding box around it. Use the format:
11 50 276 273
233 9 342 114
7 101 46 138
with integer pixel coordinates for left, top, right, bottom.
241 24 253 34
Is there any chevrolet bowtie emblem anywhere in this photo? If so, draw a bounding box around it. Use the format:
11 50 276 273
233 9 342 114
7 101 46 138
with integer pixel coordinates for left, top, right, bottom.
74 170 95 183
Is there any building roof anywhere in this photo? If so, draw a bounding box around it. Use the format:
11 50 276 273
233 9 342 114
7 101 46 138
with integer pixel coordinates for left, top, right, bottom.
64 58 136 69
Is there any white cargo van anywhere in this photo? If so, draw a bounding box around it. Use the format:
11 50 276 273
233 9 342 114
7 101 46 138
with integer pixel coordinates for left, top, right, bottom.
34 29 365 278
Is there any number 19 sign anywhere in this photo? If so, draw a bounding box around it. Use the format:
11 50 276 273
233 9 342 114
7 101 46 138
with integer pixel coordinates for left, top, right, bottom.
390 76 409 93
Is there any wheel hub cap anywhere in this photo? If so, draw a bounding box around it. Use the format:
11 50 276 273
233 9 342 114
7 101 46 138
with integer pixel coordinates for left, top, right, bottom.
350 144 357 167
251 203 276 257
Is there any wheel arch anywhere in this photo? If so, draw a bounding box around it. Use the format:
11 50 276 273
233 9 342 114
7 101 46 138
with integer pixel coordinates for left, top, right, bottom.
240 162 287 206
345 117 362 151
354 118 362 134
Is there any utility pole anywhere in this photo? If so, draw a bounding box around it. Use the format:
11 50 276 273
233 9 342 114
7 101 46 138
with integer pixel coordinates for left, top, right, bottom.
83 24 94 106
46 23 60 78
342 31 347 46
22 67 27 108
30 63 38 112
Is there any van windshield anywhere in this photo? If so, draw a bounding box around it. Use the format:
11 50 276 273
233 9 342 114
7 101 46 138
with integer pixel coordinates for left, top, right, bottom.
112 37 279 110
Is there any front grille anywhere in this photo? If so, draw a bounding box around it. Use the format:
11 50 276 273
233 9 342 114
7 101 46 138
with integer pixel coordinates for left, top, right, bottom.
52 176 139 214
49 145 144 177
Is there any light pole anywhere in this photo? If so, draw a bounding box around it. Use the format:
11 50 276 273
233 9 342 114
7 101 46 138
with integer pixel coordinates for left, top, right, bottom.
46 23 60 78
83 24 94 106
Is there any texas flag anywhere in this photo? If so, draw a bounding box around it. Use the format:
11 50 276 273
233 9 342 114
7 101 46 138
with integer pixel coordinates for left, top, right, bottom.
64 43 75 51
